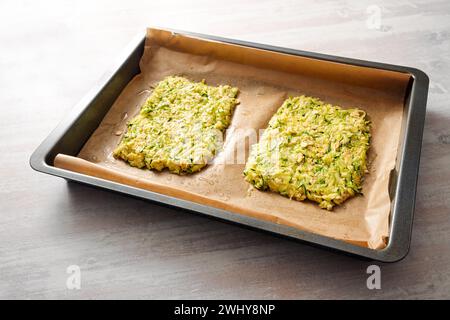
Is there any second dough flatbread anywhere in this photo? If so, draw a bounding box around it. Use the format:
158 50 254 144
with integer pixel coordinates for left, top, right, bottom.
244 95 371 210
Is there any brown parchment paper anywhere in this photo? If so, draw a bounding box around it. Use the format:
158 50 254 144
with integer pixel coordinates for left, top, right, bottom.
55 28 411 249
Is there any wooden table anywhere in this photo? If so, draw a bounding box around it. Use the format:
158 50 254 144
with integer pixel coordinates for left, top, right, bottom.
1 0 449 299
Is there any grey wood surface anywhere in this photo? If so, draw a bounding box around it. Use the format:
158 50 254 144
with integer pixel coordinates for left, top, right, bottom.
1 0 449 299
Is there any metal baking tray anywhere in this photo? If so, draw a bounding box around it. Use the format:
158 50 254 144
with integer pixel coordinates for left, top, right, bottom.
30 29 429 262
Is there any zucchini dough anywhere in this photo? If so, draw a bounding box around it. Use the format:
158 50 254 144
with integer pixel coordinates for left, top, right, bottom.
243 95 371 210
114 76 239 174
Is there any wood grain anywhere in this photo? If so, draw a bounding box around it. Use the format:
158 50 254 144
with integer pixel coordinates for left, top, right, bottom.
1 0 449 299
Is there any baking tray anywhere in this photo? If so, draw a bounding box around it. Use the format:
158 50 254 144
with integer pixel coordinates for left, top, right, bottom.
30 29 429 262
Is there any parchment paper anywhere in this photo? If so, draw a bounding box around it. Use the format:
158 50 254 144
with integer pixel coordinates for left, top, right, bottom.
55 28 411 249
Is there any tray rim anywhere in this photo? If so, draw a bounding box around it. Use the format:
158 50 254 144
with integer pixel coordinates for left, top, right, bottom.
30 29 429 262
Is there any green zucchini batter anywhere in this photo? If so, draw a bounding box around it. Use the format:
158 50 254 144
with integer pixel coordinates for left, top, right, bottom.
243 95 371 210
114 76 239 174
